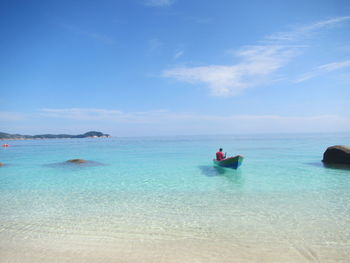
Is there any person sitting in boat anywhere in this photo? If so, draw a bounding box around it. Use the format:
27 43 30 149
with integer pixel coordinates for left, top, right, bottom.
216 148 226 161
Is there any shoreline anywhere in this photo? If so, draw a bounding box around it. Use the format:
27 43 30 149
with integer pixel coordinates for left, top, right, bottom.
0 136 111 141
1 235 347 263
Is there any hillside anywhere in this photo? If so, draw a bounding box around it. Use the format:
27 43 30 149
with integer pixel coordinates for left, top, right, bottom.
0 131 110 140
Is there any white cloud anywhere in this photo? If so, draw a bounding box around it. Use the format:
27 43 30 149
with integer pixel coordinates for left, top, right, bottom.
33 109 350 134
38 108 347 125
163 16 350 96
319 60 350 71
39 108 181 123
174 49 184 59
164 45 298 96
145 0 175 7
294 60 350 83
267 16 350 42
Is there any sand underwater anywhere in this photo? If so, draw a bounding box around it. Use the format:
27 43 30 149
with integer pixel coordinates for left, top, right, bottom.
0 133 349 262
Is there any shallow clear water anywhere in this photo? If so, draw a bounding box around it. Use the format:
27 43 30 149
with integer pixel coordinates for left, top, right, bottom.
1 134 350 262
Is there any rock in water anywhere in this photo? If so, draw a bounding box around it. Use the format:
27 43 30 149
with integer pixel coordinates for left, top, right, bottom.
67 159 87 164
0 162 4 167
323 145 350 164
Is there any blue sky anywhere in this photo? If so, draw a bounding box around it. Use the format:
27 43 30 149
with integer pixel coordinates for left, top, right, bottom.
1 0 350 136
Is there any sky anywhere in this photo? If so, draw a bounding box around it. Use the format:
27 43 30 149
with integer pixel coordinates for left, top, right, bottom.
0 0 350 136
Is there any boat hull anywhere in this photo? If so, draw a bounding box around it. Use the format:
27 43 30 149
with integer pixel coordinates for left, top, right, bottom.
213 155 244 169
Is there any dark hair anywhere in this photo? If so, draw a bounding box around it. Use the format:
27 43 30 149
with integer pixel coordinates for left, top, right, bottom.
219 148 223 151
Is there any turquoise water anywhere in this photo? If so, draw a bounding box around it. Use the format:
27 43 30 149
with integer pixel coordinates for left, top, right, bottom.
1 134 350 262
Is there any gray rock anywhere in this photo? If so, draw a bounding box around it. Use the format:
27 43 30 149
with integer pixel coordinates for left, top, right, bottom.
67 159 87 164
322 145 350 164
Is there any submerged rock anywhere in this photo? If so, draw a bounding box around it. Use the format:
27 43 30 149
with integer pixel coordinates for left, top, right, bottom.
66 159 87 164
0 162 4 167
46 159 105 168
322 145 350 164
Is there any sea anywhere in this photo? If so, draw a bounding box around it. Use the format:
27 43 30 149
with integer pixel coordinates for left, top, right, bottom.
0 133 349 263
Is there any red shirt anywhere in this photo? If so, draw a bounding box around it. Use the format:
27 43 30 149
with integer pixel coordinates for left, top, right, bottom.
216 151 224 161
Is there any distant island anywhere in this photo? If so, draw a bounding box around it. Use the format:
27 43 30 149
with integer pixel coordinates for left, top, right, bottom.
0 131 110 140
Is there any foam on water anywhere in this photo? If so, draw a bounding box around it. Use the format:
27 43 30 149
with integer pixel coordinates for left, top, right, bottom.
0 134 350 262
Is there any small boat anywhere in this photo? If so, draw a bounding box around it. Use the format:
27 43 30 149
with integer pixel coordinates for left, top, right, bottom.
213 155 244 169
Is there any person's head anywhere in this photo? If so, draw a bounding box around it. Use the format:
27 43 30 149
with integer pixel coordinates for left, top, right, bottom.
219 148 223 152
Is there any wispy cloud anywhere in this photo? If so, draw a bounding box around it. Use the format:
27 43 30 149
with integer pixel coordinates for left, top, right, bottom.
39 108 178 123
144 0 175 7
11 108 348 134
294 60 350 83
0 111 26 121
174 49 184 59
61 23 115 45
2 109 349 134
163 16 350 96
267 16 350 42
40 108 124 121
37 108 348 124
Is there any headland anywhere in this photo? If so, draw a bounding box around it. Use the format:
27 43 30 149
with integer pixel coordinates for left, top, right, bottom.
0 131 110 140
